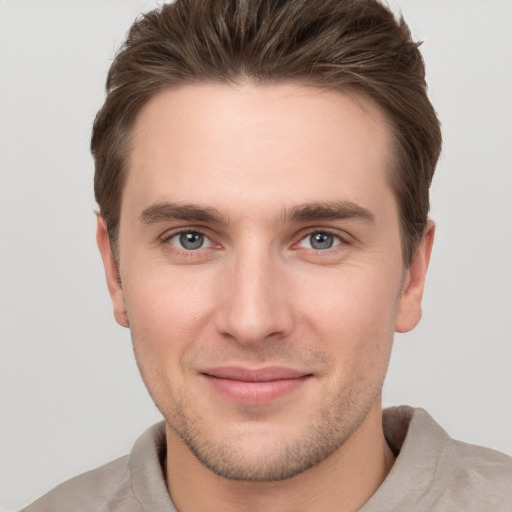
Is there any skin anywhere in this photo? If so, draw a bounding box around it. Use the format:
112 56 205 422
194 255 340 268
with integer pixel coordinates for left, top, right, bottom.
97 82 434 512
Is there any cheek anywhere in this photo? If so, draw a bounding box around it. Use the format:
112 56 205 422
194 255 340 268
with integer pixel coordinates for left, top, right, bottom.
122 263 217 358
294 264 401 360
300 262 400 320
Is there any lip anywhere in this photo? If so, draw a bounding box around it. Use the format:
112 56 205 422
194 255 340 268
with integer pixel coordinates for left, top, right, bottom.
200 366 312 405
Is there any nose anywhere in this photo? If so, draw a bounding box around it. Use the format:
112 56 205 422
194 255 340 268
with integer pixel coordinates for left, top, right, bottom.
214 246 294 346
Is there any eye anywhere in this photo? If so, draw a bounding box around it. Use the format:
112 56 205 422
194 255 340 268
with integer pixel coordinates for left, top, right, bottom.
298 232 342 250
168 231 212 251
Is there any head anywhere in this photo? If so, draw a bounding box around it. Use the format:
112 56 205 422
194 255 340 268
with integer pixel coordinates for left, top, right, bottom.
94 0 440 485
92 0 441 266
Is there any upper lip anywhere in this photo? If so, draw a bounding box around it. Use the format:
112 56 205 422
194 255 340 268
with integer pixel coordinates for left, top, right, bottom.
200 366 311 382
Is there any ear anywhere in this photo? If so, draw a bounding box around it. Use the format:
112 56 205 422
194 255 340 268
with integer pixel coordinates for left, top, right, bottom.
96 215 129 328
395 220 435 333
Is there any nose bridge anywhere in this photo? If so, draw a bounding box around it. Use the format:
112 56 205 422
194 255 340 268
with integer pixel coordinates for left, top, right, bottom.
216 240 292 344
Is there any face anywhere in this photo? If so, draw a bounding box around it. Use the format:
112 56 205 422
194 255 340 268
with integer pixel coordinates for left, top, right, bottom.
98 82 432 481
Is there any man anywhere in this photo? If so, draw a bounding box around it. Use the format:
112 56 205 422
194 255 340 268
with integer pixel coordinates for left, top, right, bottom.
23 0 512 510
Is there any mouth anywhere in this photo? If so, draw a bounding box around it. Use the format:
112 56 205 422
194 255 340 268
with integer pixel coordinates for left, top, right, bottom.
199 366 313 405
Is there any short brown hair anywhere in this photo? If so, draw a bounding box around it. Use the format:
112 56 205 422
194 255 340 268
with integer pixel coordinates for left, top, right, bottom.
91 0 441 264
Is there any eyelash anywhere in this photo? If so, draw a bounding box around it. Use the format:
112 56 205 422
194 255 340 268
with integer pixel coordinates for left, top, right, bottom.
160 228 216 253
160 227 350 254
296 229 347 251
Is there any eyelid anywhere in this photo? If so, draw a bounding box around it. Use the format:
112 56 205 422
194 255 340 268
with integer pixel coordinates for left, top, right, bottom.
295 227 351 247
173 233 211 250
298 232 341 250
157 225 352 253
160 225 208 241
160 227 219 250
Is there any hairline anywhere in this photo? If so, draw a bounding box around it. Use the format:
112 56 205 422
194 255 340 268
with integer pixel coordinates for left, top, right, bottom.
106 78 414 266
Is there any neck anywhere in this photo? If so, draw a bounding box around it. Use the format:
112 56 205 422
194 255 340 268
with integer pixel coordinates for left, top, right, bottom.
165 402 394 512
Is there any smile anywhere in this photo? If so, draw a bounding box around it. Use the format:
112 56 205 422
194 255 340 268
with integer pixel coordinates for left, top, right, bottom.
200 366 313 405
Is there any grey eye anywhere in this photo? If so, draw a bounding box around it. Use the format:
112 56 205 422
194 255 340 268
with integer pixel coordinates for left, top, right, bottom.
298 232 341 250
170 232 207 250
310 233 334 250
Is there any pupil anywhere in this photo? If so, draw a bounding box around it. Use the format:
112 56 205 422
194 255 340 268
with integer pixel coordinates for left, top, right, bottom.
311 233 333 250
180 232 203 250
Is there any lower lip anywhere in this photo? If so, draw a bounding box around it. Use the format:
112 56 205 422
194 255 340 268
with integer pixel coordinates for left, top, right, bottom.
202 375 310 405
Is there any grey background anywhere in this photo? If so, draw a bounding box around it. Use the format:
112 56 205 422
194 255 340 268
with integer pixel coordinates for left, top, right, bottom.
1 1 511 510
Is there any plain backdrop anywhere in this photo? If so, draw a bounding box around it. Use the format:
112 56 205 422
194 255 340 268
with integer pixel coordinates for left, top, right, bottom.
1 1 511 510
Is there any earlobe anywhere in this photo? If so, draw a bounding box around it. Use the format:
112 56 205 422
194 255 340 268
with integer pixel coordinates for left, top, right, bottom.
96 215 129 328
395 220 435 333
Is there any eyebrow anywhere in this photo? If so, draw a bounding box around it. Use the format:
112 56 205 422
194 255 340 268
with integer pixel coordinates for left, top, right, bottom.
139 202 228 225
282 201 375 224
138 200 375 226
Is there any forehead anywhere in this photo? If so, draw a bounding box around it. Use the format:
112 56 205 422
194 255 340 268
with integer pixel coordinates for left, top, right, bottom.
124 82 396 221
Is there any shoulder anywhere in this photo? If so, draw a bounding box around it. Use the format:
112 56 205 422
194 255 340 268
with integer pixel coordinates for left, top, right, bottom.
365 406 512 511
21 455 139 512
411 407 512 510
22 422 169 512
410 408 512 492
436 436 512 508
